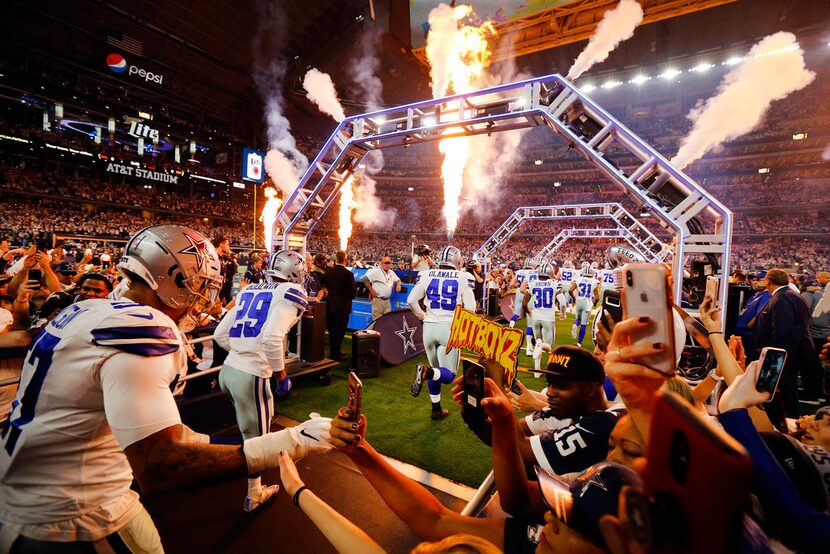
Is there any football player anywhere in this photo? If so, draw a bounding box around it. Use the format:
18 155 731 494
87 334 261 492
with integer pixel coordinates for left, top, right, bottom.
557 260 576 320
408 246 475 420
213 249 308 512
522 262 559 374
597 262 617 294
569 262 601 346
0 226 333 550
511 259 539 356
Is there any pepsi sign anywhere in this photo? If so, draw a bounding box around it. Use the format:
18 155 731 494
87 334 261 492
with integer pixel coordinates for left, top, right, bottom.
242 148 265 183
106 53 164 85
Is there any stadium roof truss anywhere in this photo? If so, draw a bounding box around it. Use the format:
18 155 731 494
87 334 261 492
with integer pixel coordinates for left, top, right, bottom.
475 202 670 263
273 72 733 313
540 228 649 262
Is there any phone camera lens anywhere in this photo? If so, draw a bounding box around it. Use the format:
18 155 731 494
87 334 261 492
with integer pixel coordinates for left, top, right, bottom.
626 271 633 286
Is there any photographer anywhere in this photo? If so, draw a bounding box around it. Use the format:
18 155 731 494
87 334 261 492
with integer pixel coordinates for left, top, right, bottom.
411 244 435 272
468 261 484 304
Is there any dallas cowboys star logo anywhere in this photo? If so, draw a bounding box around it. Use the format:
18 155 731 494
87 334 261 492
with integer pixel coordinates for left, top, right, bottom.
577 467 608 497
395 318 417 354
178 233 210 271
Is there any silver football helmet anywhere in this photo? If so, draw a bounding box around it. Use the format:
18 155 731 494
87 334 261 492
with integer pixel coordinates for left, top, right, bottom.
563 260 574 269
437 246 463 270
267 249 306 284
581 261 593 276
537 262 555 279
117 225 223 310
523 258 536 269
606 245 647 269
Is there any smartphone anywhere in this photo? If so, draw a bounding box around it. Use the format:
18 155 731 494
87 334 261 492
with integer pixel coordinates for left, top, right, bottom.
510 378 523 396
621 263 676 375
462 359 486 434
346 372 363 422
644 390 752 554
705 276 719 305
91 255 101 266
28 269 42 283
755 347 787 396
601 289 622 325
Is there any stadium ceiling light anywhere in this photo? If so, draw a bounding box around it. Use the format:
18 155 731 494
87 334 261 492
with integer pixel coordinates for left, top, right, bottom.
630 74 650 85
724 56 744 66
553 181 561 187
792 132 807 140
691 62 714 72
601 80 621 89
758 167 770 174
421 115 436 127
580 83 596 92
660 68 681 80
407 186 415 191
534 159 543 165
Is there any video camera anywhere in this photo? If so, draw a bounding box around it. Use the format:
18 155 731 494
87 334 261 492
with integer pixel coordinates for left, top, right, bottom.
414 244 431 257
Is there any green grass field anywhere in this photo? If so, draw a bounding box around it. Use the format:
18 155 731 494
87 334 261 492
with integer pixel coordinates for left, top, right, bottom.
277 314 594 488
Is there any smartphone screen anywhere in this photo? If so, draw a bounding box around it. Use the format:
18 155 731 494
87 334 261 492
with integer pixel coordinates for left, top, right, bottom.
28 269 42 283
755 347 787 396
462 359 485 433
346 372 363 422
601 289 622 325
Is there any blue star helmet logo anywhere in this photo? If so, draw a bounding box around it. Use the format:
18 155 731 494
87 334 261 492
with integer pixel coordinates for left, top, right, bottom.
178 233 210 271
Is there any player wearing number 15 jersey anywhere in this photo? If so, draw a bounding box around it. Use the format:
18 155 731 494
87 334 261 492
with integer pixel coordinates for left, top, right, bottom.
408 246 475 420
213 249 308 512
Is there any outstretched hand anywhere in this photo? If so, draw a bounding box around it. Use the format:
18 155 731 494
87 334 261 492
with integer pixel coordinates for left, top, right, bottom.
330 408 368 454
698 296 722 334
278 450 304 497
480 378 514 426
718 361 770 412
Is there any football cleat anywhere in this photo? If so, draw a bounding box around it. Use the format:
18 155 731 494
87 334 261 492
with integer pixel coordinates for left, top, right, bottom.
411 364 428 397
571 324 578 339
431 408 450 420
243 484 279 513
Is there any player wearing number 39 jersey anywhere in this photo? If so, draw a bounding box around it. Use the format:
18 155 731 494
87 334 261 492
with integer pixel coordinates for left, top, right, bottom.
407 246 475 420
214 249 308 512
0 226 334 551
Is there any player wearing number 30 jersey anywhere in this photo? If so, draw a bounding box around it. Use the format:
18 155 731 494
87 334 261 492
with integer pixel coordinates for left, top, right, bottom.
522 263 559 373
214 249 308 512
407 246 475 420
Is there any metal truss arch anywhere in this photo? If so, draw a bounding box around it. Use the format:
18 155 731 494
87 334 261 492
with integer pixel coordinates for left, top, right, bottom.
538 228 652 262
273 72 732 317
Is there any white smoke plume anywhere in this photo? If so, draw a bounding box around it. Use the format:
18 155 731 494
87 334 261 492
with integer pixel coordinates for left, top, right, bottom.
303 68 347 122
353 171 398 228
567 0 644 80
253 1 308 203
353 25 384 111
671 32 815 169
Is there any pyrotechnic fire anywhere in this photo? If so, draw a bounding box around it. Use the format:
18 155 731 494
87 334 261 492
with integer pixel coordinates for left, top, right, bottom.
259 186 282 253
338 175 356 251
425 3 495 238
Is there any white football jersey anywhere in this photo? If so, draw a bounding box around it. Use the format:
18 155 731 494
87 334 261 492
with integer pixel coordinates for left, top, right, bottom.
0 299 185 541
408 268 476 323
560 267 576 286
574 275 600 300
598 269 617 291
529 278 559 321
213 281 307 378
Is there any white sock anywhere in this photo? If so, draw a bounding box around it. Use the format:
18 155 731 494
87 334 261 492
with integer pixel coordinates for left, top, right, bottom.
430 367 441 381
247 476 262 497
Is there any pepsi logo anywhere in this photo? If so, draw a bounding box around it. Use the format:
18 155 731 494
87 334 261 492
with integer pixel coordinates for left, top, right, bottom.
107 53 127 73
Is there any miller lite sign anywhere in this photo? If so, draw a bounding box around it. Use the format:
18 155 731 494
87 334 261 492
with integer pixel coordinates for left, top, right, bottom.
242 148 265 183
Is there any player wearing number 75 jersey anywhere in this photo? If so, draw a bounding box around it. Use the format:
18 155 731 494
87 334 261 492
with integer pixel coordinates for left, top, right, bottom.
0 226 333 551
407 246 475 420
213 249 308 513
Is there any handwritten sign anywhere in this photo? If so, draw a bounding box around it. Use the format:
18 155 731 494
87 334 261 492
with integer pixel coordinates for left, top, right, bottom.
446 306 523 385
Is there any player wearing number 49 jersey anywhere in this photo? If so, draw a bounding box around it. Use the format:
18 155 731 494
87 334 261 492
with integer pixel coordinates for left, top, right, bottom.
0 226 334 551
214 249 308 513
407 246 475 420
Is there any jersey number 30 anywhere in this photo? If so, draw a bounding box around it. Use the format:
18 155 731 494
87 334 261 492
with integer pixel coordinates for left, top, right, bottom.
230 291 272 338
426 279 458 311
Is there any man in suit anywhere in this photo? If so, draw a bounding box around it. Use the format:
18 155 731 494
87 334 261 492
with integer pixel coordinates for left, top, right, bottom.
324 250 356 361
756 268 814 430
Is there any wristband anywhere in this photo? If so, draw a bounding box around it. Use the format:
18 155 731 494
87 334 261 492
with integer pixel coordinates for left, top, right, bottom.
293 485 309 507
707 331 723 336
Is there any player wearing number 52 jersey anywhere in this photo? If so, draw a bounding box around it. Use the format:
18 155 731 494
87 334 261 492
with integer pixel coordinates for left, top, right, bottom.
213 249 308 512
407 246 475 420
0 226 334 551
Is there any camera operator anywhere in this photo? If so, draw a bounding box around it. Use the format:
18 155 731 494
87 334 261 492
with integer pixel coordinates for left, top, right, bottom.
412 245 435 272
467 261 484 304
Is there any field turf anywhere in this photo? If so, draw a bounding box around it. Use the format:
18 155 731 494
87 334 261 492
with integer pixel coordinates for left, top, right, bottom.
277 314 594 488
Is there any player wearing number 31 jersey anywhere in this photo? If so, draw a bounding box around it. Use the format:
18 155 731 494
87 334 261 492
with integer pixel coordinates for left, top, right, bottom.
214 249 308 512
407 246 475 420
